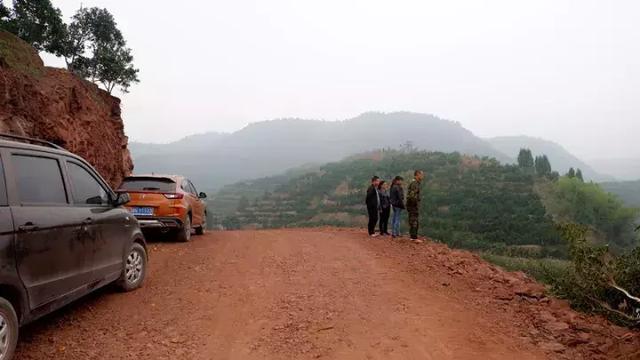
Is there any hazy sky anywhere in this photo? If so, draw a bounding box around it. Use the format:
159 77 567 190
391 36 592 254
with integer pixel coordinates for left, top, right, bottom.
37 0 639 159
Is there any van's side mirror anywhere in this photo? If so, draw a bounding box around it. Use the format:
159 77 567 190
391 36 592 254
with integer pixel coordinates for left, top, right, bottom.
113 192 131 206
198 192 207 199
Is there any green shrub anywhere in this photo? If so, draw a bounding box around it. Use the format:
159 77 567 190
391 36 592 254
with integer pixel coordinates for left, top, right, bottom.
548 223 640 326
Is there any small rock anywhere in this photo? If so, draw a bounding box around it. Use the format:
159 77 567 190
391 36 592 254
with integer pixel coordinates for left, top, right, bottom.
514 283 546 299
566 337 589 347
621 332 636 341
539 341 566 353
495 292 514 301
546 321 570 332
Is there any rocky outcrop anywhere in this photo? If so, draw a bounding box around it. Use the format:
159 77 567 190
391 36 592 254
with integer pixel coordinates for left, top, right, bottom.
0 31 133 187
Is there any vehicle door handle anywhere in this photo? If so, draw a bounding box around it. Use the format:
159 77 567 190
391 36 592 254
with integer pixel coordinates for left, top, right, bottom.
18 222 38 232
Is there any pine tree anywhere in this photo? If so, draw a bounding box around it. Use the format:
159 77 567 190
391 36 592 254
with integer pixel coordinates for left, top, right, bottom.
535 156 544 175
517 149 534 169
576 169 584 182
567 168 576 178
534 155 552 176
543 155 552 174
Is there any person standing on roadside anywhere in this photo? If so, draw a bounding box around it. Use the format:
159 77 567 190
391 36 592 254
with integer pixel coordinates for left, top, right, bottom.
378 180 391 236
406 170 424 243
365 176 381 237
389 176 405 238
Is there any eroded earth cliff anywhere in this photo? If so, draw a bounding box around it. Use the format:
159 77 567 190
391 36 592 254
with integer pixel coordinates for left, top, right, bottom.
0 30 132 187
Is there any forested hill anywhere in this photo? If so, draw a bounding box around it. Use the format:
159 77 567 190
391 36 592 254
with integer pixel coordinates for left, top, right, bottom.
601 180 640 207
211 150 639 257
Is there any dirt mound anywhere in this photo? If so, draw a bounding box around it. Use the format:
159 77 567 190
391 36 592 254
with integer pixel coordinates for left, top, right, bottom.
0 31 132 187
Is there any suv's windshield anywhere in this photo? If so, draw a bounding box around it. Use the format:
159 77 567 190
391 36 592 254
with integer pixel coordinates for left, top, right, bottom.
119 177 175 192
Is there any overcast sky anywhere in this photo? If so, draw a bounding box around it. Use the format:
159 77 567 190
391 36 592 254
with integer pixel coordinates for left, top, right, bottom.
38 0 639 159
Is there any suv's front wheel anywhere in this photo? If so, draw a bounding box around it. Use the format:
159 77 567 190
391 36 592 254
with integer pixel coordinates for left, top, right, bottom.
0 297 18 360
117 243 147 292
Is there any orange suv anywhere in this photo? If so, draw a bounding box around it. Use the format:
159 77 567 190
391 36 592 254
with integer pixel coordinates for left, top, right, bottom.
118 175 207 242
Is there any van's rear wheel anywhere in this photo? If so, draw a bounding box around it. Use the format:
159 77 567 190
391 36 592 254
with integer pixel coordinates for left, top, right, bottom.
0 297 18 360
176 215 192 242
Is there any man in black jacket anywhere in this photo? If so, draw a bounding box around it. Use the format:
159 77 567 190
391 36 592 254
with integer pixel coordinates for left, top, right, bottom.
389 176 405 238
365 176 381 236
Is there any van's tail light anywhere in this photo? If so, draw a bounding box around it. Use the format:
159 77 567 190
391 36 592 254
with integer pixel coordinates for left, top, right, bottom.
163 193 183 199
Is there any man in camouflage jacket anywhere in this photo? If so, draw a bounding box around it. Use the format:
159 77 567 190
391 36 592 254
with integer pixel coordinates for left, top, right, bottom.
406 170 424 242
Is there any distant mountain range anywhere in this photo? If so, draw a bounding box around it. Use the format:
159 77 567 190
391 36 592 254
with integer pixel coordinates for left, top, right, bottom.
129 112 617 189
588 158 640 181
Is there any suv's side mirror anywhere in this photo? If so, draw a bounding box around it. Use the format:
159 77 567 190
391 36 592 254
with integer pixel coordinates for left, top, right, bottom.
113 192 131 206
198 192 207 199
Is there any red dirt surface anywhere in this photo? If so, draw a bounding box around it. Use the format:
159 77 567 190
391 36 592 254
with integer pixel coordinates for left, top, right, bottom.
14 229 640 359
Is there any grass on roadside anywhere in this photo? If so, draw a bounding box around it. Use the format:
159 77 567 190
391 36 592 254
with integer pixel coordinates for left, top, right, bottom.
480 253 570 284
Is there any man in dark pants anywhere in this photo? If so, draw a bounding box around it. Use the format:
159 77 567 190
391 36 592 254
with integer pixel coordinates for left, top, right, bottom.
406 170 424 243
365 176 381 237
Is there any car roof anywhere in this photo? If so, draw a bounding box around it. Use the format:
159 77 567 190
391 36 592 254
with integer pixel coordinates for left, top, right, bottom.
0 139 83 161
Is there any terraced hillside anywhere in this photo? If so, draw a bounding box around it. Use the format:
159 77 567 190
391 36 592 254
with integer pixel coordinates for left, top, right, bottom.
212 149 640 259
212 150 565 256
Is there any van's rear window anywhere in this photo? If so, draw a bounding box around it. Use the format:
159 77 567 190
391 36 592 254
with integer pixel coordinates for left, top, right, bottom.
119 177 176 192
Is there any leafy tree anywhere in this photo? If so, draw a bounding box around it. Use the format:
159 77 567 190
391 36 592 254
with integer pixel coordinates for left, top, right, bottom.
92 42 139 93
59 7 138 94
567 167 576 178
576 168 584 182
1 3 139 94
0 3 11 25
1 0 66 54
56 7 92 69
517 148 534 169
58 7 121 68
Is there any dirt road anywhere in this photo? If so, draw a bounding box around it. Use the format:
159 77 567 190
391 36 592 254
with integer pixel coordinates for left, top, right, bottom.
14 229 639 359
